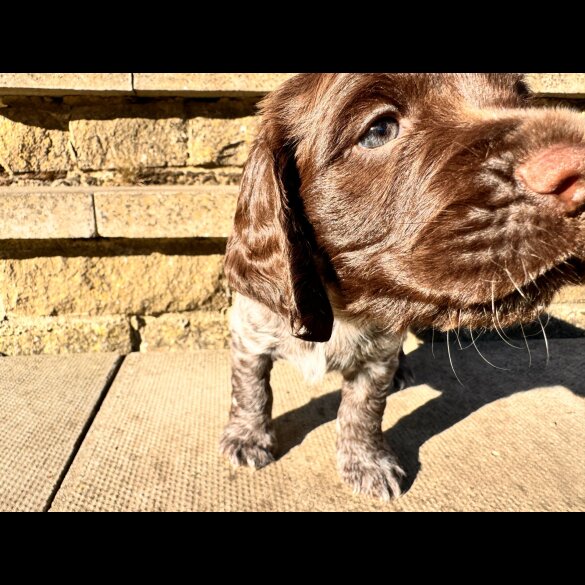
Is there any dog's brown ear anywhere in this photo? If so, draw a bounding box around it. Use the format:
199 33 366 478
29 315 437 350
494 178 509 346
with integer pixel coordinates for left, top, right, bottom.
224 116 333 342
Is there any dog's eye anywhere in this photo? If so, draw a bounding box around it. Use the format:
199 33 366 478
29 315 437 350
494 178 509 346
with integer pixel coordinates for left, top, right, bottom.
359 117 400 149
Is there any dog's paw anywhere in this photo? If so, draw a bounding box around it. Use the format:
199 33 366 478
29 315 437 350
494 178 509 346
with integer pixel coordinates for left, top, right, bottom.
219 426 276 469
338 448 406 501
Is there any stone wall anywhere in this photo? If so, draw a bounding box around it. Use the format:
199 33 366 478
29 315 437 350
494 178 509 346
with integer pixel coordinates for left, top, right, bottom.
0 73 583 354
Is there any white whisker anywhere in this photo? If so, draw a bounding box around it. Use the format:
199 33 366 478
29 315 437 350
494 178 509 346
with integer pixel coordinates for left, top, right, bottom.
431 327 436 358
503 267 527 299
537 315 550 366
519 322 532 368
446 330 464 386
469 329 510 371
491 280 523 349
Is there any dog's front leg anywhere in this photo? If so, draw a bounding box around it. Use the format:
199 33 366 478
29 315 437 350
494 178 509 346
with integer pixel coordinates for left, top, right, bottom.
337 355 406 500
219 331 277 469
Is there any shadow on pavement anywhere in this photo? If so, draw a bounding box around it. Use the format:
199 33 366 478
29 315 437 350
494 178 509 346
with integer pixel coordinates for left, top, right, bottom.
272 316 585 493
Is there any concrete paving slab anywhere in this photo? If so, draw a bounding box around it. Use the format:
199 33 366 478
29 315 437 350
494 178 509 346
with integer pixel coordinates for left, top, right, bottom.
50 341 584 512
0 354 121 511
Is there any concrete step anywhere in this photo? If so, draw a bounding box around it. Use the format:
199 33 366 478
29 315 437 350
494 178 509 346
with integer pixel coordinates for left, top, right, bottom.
41 339 584 512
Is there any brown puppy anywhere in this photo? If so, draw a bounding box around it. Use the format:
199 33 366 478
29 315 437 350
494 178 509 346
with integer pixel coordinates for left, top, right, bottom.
220 74 585 500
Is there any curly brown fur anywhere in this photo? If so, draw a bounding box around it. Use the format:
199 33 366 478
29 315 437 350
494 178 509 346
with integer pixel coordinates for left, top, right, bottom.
220 74 585 500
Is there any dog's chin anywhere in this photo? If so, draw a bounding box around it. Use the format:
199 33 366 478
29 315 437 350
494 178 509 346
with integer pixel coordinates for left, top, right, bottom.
429 256 585 332
339 256 585 334
431 293 550 332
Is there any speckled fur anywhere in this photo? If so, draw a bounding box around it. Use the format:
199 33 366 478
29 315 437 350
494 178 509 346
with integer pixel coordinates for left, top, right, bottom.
219 73 585 501
220 293 406 499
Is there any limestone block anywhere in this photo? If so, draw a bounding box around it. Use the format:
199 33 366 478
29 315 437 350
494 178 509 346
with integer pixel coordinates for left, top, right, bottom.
0 109 71 173
70 102 188 170
133 73 294 96
94 186 237 238
0 315 132 355
552 285 585 304
0 252 226 317
0 73 132 95
0 190 95 238
138 310 230 351
526 73 585 97
547 303 585 331
188 116 259 167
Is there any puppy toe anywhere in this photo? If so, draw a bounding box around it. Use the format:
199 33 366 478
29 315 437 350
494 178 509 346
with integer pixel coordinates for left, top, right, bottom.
339 449 406 501
219 428 276 469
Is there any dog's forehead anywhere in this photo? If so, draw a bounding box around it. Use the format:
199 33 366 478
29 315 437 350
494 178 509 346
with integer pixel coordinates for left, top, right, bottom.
288 73 524 115
305 73 523 112
265 73 526 166
274 73 525 151
451 73 527 104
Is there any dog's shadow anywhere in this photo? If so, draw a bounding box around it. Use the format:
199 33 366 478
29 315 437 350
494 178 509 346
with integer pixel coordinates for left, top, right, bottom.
272 317 585 493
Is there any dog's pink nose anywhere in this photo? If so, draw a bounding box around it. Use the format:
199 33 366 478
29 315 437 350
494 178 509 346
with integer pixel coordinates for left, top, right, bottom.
515 144 585 213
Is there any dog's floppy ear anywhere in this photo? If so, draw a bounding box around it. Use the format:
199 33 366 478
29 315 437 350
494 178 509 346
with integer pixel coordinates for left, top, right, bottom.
224 112 334 342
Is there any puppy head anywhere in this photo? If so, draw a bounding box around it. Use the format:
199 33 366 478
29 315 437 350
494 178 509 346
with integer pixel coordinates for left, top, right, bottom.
225 73 585 340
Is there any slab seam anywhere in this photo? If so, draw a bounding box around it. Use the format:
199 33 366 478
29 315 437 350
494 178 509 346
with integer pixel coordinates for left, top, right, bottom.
43 354 126 512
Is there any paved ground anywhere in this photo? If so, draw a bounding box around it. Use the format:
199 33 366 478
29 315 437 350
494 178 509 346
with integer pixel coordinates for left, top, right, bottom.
1 339 583 512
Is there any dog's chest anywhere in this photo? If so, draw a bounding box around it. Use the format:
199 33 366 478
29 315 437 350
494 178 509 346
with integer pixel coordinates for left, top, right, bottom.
231 294 404 384
276 319 402 384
